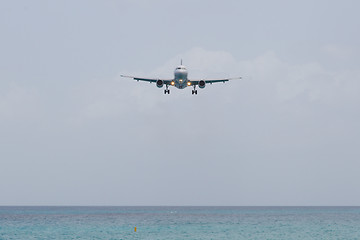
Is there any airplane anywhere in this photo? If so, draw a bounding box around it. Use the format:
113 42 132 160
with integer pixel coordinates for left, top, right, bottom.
121 60 241 95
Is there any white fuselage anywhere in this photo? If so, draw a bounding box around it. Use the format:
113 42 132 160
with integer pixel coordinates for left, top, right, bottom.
173 65 189 89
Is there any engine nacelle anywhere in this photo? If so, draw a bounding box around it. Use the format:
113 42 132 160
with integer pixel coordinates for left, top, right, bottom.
199 80 206 89
156 79 164 88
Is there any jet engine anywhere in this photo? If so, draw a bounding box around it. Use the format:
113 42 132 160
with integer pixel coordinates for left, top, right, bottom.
156 79 164 88
199 80 206 89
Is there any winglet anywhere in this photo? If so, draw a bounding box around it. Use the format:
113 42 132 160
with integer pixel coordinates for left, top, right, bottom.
120 74 134 78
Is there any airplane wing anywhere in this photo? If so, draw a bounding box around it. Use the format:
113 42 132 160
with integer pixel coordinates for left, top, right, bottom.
121 75 173 84
189 77 241 85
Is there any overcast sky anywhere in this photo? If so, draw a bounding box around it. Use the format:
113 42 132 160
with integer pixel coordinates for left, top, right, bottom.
1 0 360 206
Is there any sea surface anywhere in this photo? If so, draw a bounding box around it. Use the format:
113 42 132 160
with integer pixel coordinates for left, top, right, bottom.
0 206 360 239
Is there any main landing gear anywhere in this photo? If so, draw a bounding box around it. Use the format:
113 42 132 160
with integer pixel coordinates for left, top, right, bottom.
164 85 170 94
192 86 198 95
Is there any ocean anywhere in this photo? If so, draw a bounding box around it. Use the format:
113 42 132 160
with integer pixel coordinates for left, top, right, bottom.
0 206 359 239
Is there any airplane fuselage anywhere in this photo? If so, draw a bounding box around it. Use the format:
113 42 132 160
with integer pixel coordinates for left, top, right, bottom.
173 65 189 89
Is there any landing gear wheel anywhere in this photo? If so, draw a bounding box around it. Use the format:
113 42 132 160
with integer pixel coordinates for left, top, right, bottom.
192 86 197 95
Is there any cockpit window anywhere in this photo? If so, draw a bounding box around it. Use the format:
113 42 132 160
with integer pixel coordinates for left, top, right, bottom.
176 66 186 70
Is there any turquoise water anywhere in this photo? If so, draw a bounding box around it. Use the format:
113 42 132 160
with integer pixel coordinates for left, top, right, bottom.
1 207 360 239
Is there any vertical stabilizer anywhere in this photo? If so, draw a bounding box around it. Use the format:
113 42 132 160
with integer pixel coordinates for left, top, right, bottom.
181 59 183 65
